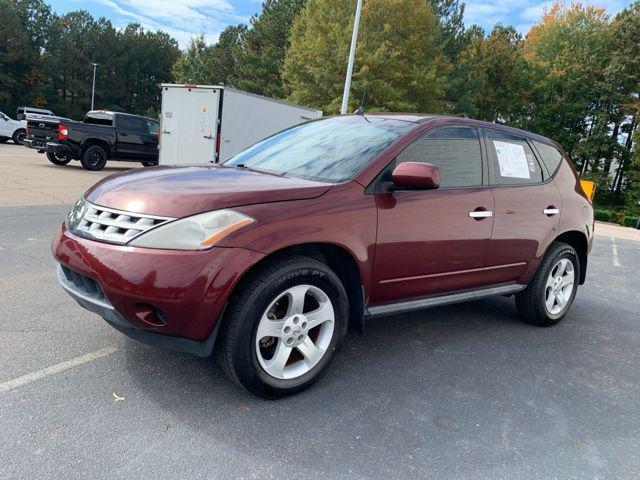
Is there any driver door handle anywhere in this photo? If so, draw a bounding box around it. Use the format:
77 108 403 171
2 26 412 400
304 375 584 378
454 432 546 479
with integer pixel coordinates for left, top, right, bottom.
468 210 493 219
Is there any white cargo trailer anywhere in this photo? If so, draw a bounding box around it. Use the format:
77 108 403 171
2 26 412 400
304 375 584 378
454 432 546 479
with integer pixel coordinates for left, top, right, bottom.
158 84 322 166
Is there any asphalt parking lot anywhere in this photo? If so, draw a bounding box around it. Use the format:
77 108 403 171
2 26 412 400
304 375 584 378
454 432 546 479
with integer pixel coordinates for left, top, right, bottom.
2 145 640 479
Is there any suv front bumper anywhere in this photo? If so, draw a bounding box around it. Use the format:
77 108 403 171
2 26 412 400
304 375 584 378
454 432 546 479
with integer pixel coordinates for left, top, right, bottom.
53 223 265 356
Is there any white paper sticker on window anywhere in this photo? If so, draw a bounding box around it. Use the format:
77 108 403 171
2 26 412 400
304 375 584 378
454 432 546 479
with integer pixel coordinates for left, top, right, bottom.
493 140 530 179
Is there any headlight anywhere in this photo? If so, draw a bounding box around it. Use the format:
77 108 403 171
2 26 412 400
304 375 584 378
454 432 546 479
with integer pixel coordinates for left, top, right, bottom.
127 209 254 250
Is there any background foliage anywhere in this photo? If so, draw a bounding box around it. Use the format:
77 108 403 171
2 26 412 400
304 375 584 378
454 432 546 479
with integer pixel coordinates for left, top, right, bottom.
1 0 639 219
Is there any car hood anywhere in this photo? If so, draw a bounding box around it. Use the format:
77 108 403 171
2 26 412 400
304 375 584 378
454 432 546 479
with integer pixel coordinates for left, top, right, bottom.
84 165 333 218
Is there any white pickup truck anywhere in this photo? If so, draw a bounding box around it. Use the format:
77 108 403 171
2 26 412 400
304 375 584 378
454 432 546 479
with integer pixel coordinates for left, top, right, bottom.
0 111 27 145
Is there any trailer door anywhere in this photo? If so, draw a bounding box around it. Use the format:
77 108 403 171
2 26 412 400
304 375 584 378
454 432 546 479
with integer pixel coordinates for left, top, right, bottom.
159 87 219 165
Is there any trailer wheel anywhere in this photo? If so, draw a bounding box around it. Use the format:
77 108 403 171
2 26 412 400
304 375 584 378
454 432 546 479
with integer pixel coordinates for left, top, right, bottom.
81 145 107 171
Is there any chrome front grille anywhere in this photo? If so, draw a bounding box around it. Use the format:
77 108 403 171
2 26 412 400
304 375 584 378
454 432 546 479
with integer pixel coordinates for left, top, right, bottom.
68 198 174 245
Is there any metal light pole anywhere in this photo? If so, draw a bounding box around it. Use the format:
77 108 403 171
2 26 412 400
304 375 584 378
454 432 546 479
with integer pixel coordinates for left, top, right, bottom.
340 0 363 115
91 63 98 110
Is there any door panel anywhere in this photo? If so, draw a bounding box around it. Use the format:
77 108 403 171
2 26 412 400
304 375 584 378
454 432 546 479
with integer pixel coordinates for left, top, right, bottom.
483 129 561 285
372 188 494 304
370 125 494 305
485 183 561 284
116 116 148 158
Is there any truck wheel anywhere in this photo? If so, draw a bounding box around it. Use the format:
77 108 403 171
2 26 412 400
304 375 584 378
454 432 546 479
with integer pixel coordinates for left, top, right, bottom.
142 161 157 167
515 241 580 327
12 129 26 145
81 145 107 171
46 151 72 165
217 255 348 397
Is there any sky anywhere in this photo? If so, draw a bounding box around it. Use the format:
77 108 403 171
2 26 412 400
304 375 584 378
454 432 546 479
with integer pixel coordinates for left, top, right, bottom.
48 0 630 48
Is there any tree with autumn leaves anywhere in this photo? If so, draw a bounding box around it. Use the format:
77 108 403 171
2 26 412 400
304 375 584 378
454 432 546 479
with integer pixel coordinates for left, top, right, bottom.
281 1 639 217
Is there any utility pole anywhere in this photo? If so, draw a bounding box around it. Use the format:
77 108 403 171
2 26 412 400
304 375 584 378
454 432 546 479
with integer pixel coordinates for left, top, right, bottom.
91 63 98 110
340 0 363 115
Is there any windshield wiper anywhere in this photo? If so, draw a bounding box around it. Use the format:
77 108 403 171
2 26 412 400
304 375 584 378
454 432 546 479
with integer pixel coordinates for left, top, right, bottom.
234 163 285 177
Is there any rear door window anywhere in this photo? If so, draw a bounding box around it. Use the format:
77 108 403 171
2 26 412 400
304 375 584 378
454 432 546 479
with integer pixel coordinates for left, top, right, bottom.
85 114 113 126
396 126 483 188
117 116 147 132
485 130 543 185
533 141 563 175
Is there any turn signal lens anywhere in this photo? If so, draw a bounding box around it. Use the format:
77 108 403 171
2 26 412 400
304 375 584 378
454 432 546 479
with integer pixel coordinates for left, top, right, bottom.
201 218 254 247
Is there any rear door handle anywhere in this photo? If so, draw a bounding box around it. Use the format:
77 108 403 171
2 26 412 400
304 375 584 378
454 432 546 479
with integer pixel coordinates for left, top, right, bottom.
468 210 493 218
544 208 560 216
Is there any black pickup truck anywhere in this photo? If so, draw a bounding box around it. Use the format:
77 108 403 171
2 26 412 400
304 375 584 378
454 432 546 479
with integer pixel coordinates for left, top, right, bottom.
24 111 159 170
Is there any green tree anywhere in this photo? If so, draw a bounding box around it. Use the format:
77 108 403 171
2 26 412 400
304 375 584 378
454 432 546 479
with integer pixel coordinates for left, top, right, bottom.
447 24 530 123
523 4 613 158
427 0 465 59
283 0 449 114
172 36 210 84
173 25 246 86
607 1 639 199
0 0 51 112
234 0 306 97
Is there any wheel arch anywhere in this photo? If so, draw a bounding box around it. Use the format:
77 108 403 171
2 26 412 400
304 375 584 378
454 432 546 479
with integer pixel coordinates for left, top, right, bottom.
231 242 365 332
554 230 588 284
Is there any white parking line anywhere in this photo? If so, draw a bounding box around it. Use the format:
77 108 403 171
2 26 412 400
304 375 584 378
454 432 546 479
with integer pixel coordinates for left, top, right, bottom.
611 236 621 267
0 346 118 395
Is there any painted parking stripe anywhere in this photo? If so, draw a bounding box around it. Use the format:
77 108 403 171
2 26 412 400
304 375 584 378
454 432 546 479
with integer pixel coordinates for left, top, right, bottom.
611 237 621 267
0 346 118 395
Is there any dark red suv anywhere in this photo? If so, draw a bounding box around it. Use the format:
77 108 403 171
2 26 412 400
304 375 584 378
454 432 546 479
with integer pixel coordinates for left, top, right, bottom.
53 115 593 397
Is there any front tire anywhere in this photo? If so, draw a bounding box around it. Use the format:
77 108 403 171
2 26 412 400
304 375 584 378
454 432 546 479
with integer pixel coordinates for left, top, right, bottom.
80 145 107 171
516 241 580 326
217 255 349 397
46 151 72 165
12 129 26 145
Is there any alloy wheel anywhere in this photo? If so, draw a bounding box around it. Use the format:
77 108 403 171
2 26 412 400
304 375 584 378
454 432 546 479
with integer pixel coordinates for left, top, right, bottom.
255 284 335 380
88 150 102 167
544 258 575 316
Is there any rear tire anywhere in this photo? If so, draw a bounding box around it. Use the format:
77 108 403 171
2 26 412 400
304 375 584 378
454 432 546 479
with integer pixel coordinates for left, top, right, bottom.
46 151 72 165
217 255 348 397
80 145 107 171
516 241 580 326
12 129 26 145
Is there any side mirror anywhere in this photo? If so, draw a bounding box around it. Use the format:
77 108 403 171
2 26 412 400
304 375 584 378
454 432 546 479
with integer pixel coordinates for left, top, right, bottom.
391 161 440 190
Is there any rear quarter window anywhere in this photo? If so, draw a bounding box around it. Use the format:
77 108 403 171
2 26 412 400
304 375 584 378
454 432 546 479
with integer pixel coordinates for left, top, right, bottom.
485 130 544 185
533 141 564 176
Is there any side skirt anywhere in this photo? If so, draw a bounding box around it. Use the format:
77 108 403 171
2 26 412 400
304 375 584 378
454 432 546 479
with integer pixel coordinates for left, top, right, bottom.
365 284 526 318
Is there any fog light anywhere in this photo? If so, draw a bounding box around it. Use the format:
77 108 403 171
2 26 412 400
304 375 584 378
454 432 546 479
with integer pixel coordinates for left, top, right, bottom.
132 304 168 327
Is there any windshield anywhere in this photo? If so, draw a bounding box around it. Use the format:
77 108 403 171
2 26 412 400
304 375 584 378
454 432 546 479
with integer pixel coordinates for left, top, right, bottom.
224 116 414 183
